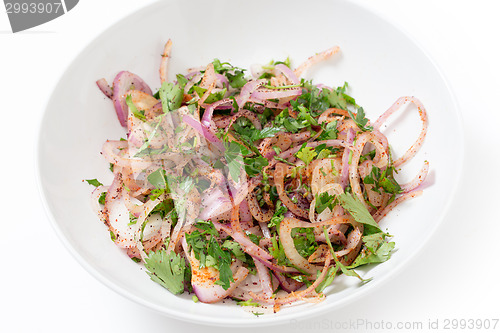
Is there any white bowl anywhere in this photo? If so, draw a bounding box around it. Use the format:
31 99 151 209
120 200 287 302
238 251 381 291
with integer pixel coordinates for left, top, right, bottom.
37 0 463 326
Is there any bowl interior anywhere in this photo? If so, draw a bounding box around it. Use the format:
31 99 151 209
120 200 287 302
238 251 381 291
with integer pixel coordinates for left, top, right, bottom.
37 0 463 326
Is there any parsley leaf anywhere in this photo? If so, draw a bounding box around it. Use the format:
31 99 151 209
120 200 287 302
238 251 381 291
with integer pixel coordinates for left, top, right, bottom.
268 200 287 228
363 165 402 195
337 192 382 234
315 266 339 293
295 145 317 166
159 82 183 113
291 227 318 258
318 121 338 140
144 249 187 295
323 226 367 282
193 86 227 104
224 141 247 181
226 70 247 88
185 220 236 290
315 192 336 214
222 240 247 262
348 233 395 269
348 107 373 132
244 155 268 177
98 192 106 205
147 168 168 189
85 179 103 187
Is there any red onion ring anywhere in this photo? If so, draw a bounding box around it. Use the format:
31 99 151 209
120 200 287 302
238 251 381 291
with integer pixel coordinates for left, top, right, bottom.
96 78 113 99
112 71 152 127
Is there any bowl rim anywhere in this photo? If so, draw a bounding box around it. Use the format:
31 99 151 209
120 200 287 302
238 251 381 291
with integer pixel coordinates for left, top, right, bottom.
35 0 465 327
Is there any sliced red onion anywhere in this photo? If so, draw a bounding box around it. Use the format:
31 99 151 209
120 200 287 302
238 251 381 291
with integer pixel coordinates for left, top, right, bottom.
340 128 355 189
159 39 173 83
236 79 266 108
374 190 423 223
272 272 304 293
215 73 229 88
199 187 232 220
201 98 234 129
252 256 298 274
400 161 430 193
200 63 217 89
247 96 288 109
96 78 113 99
274 64 300 85
112 71 152 127
279 217 322 275
250 87 302 100
90 185 109 223
259 222 271 239
239 198 252 224
373 96 428 168
254 259 274 301
294 46 340 78
226 109 262 132
183 115 224 151
349 132 389 206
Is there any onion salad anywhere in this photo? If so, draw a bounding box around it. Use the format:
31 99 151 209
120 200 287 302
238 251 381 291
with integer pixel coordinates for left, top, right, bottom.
86 40 429 314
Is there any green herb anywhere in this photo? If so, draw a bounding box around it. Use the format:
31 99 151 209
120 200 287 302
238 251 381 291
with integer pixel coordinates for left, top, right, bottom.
211 59 248 88
244 155 268 177
295 146 317 166
144 249 187 295
159 82 183 113
337 192 382 234
85 178 103 187
185 220 235 290
363 165 402 195
176 74 188 90
147 168 168 189
224 141 248 181
192 295 199 303
193 86 227 104
269 236 288 266
347 233 395 269
348 107 373 132
246 233 262 246
318 121 338 140
323 227 366 281
226 71 247 88
109 230 116 242
236 299 261 307
131 257 141 263
268 200 287 228
315 266 339 293
231 116 284 143
291 227 318 258
125 94 146 121
252 312 264 317
222 240 247 262
315 192 336 214
273 107 317 134
98 192 107 205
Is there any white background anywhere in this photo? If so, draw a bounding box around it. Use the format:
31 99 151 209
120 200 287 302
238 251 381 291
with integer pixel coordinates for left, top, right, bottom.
1 0 499 332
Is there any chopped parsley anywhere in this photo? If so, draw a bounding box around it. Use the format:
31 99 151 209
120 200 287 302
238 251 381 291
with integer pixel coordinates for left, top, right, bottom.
348 107 373 132
185 220 235 290
85 178 103 187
